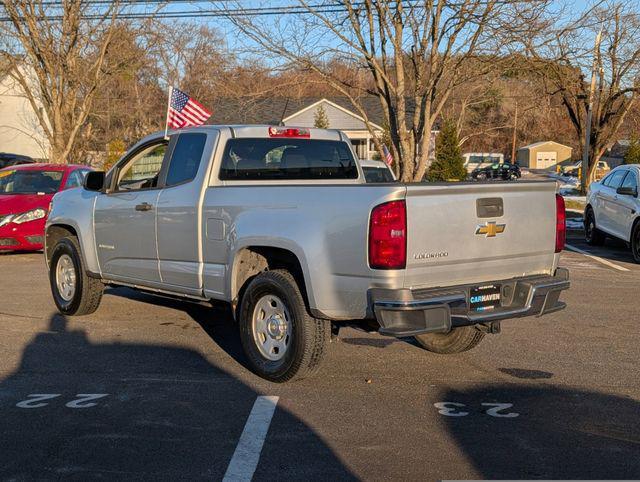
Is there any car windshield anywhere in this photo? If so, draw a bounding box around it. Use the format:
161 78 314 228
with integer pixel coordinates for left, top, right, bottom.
0 169 64 194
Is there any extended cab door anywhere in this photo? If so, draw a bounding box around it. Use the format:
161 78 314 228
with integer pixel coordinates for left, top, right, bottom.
156 131 216 294
94 138 170 283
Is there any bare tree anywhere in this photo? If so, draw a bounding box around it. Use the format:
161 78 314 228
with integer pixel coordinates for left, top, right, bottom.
0 1 123 163
228 0 551 181
529 1 640 187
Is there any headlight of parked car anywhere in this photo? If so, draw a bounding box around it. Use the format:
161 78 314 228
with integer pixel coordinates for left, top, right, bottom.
12 208 47 224
0 215 14 227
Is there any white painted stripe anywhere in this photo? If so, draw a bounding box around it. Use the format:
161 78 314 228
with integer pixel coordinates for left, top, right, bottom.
565 244 630 272
223 396 279 482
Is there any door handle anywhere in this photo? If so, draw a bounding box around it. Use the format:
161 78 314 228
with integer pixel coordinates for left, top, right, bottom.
135 202 153 212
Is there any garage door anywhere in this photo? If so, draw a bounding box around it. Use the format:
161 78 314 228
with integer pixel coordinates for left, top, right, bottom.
536 151 557 169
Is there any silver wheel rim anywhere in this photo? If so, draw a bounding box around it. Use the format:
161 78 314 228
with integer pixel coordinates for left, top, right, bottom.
56 254 76 302
251 294 292 361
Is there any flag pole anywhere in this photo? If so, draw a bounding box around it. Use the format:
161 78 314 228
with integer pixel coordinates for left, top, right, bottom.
164 85 173 140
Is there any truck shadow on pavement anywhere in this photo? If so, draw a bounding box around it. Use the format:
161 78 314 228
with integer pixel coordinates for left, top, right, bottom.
442 384 640 479
0 313 356 480
105 286 249 367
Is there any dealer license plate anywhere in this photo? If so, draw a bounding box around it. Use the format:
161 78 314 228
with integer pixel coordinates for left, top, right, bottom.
469 284 502 312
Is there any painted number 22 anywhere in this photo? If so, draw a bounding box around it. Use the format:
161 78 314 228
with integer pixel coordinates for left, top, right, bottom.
16 394 108 409
434 402 519 418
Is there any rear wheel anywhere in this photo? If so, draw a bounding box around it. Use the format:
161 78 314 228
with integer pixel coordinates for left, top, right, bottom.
585 209 606 246
238 269 330 382
631 222 640 264
414 326 485 354
49 236 103 315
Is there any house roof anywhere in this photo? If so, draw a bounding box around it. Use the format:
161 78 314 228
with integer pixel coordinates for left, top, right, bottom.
518 140 573 150
210 96 388 127
209 96 439 131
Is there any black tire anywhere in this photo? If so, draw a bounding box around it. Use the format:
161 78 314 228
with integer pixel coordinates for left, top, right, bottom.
414 326 485 354
631 222 640 264
49 236 103 315
238 269 330 382
585 208 606 246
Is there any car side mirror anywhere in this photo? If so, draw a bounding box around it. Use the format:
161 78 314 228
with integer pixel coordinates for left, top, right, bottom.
84 171 105 192
616 186 638 197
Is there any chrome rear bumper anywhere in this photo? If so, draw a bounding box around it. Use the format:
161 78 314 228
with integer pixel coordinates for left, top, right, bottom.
371 268 570 337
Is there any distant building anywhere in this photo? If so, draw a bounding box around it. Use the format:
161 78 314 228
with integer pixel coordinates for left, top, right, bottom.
516 141 573 169
602 139 629 168
0 65 50 160
212 96 438 160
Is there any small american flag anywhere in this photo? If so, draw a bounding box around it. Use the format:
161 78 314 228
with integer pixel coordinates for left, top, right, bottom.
167 87 212 129
382 145 394 166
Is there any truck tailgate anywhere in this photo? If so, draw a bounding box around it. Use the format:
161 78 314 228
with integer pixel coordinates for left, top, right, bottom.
403 181 558 289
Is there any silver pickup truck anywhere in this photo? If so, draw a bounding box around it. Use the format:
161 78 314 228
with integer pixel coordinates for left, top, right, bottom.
45 125 569 382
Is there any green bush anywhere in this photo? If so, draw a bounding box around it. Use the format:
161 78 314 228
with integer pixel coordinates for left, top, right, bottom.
426 119 467 181
624 135 640 165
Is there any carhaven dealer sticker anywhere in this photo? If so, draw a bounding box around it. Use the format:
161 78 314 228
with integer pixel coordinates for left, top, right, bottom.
469 284 502 311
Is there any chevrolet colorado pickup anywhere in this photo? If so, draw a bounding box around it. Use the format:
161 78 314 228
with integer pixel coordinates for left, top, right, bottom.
45 125 570 382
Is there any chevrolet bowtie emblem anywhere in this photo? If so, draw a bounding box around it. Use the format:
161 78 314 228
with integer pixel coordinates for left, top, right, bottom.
475 221 506 237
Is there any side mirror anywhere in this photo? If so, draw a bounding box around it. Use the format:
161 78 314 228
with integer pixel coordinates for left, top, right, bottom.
616 186 638 197
84 171 105 192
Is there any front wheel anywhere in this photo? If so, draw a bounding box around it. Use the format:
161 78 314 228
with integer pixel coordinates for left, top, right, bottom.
414 326 485 354
49 236 103 315
238 270 330 382
631 222 640 264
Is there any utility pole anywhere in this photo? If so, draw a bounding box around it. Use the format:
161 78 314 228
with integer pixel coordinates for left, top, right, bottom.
581 29 603 193
511 101 518 163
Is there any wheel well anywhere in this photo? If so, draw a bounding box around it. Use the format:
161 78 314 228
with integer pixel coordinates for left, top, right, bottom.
45 225 78 264
231 246 307 313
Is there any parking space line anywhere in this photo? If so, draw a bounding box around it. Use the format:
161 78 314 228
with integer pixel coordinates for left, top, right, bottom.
222 395 279 482
565 244 630 272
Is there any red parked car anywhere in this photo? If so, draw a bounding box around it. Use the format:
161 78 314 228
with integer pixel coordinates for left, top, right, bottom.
0 163 92 251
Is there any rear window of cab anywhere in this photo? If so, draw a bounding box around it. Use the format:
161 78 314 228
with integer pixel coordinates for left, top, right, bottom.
219 138 358 181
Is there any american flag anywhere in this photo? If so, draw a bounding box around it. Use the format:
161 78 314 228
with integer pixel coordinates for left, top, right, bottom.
167 87 212 129
382 145 394 166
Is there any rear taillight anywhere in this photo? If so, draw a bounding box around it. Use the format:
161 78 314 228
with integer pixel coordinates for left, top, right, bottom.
369 200 406 269
555 194 566 253
268 126 310 138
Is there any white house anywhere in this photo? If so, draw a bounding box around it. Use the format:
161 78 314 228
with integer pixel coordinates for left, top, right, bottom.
0 66 50 160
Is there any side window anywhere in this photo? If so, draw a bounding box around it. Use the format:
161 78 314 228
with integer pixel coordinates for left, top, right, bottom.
620 170 638 191
64 170 87 189
116 142 167 191
605 170 627 190
165 133 207 187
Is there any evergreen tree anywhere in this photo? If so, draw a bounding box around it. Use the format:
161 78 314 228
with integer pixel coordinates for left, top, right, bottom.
426 119 467 181
314 105 330 129
624 135 640 165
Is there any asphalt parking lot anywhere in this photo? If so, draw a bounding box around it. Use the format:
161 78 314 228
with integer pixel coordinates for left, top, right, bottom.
0 236 639 480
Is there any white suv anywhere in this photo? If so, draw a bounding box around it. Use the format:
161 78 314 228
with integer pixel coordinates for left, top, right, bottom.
585 164 640 262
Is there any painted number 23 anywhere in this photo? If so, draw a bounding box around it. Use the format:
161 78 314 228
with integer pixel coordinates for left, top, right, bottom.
434 402 519 418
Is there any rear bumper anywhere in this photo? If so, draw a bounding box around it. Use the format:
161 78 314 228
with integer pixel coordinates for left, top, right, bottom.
371 268 570 337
